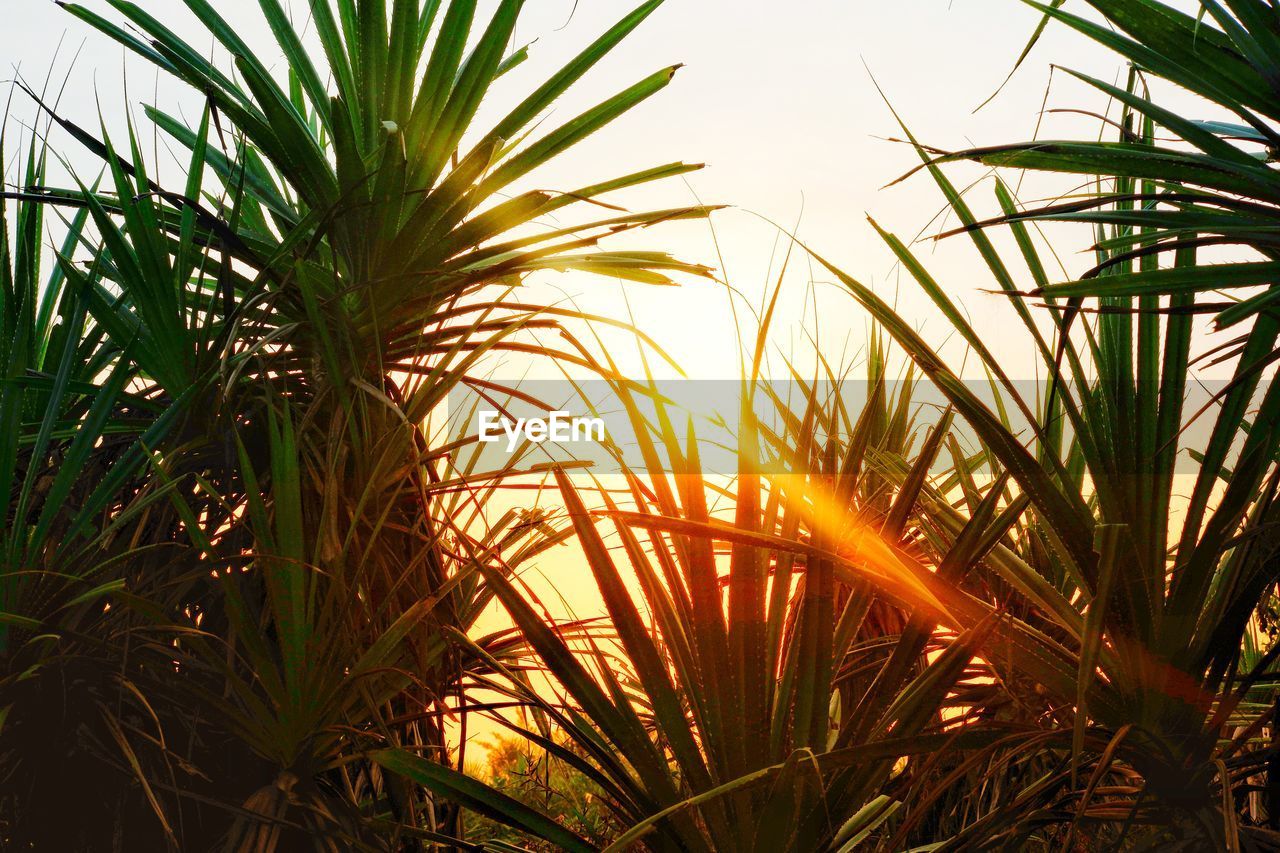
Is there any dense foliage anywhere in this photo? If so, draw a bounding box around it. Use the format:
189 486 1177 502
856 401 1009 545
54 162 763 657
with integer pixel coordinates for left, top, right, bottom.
5 0 1280 850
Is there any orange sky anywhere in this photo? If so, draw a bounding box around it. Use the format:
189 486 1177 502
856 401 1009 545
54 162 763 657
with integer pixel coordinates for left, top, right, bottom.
7 0 1219 383
6 0 1230 759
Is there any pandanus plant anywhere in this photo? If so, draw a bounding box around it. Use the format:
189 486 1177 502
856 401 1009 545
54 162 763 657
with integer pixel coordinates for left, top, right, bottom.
2 0 713 847
0 122 211 850
372 322 1061 851
938 0 1280 373
804 58 1280 845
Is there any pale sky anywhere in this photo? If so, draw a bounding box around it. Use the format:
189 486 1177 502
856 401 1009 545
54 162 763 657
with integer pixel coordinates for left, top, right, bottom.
5 0 1228 752
4 0 1202 381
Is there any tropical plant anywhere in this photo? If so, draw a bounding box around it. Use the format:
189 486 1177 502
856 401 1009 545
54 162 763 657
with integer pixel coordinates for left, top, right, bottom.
11 0 1280 849
0 115 198 850
804 54 1280 845
933 0 1280 378
463 734 620 850
370 325 1056 851
1 0 712 847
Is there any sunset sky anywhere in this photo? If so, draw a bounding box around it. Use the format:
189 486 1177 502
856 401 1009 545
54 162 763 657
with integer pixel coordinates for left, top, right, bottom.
3 0 1247 772
5 0 1195 382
